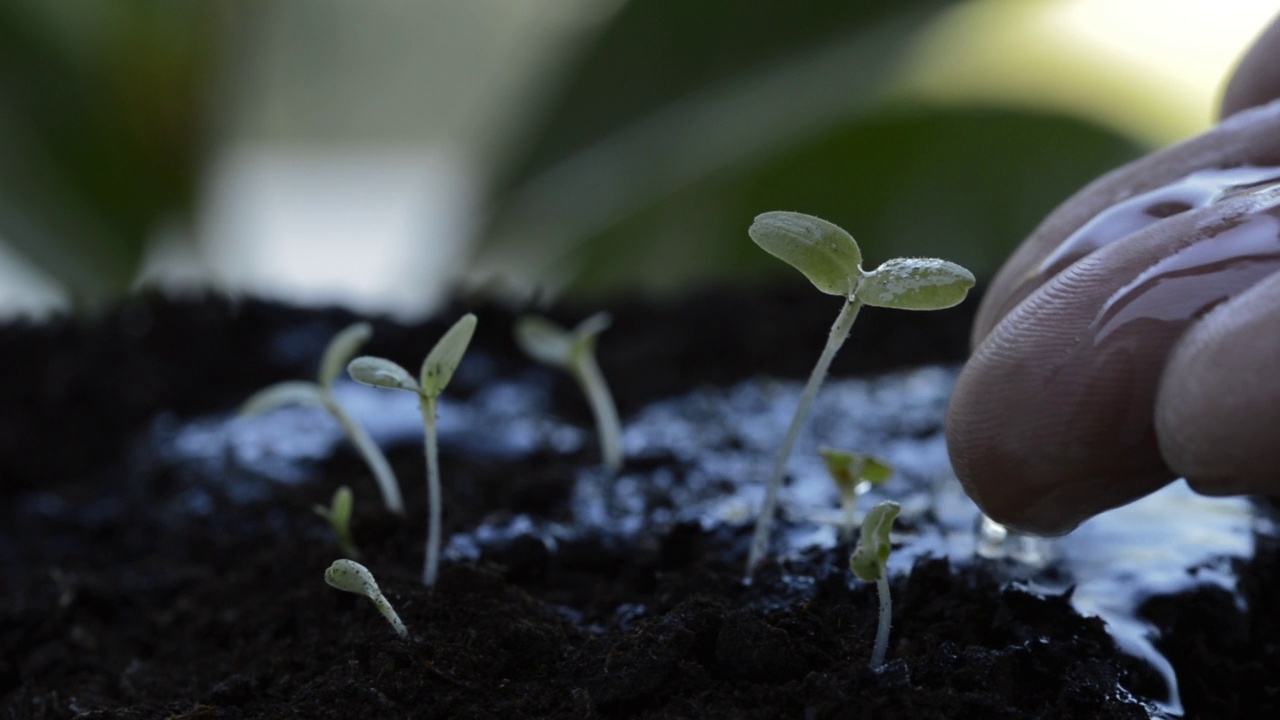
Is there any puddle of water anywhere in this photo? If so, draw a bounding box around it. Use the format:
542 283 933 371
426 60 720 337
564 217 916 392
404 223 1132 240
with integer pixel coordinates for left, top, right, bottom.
1026 483 1253 718
155 376 583 482
158 365 1254 717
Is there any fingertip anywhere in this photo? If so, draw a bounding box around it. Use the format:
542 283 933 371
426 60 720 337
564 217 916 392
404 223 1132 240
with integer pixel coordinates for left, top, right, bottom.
1156 270 1280 496
950 195 1280 533
1220 12 1280 119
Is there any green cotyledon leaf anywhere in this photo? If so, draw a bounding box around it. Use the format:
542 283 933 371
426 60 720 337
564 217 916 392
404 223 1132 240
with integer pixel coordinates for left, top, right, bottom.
421 313 477 398
749 211 863 297
858 257 974 310
850 501 900 582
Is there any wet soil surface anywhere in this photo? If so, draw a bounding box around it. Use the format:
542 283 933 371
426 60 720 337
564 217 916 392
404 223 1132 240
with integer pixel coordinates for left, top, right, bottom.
0 288 1273 718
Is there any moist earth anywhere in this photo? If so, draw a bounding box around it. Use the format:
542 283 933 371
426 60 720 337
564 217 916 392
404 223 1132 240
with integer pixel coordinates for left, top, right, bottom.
0 288 1273 719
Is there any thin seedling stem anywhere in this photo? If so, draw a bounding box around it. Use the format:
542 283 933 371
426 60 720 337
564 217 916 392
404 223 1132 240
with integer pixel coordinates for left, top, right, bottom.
840 488 858 541
575 351 623 472
421 398 442 587
324 396 404 515
872 574 892 668
746 295 863 577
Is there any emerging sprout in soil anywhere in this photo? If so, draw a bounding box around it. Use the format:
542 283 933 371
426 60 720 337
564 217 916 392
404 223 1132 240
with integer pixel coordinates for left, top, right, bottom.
515 313 623 472
744 211 973 578
348 313 477 588
849 500 900 669
314 485 360 559
241 322 404 515
324 559 408 639
818 447 893 540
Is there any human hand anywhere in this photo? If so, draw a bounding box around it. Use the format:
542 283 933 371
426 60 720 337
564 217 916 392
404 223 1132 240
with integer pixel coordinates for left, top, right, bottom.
945 13 1280 535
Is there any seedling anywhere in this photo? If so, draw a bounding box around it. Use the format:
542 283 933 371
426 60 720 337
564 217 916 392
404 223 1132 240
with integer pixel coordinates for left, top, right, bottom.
818 447 893 540
515 313 623 472
849 500 900 669
314 485 360 559
324 559 408 639
241 322 404 515
347 313 477 587
744 211 973 578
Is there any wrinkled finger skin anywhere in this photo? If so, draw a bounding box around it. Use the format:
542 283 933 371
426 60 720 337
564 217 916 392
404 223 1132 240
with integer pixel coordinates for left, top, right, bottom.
946 13 1280 534
1156 270 1280 496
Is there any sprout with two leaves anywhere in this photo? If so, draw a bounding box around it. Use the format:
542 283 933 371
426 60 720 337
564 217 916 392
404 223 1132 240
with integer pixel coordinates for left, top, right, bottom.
241 322 403 514
515 313 623 472
314 485 360 559
745 211 973 578
324 559 408 639
347 314 477 588
850 500 900 669
818 447 892 541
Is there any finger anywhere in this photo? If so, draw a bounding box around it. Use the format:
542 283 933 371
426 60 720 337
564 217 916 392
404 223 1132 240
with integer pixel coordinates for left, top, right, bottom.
1220 12 1280 118
1156 267 1280 495
971 99 1280 349
947 187 1280 535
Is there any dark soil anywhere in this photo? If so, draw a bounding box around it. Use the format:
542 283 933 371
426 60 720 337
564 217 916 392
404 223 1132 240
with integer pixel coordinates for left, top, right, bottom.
0 286 1268 718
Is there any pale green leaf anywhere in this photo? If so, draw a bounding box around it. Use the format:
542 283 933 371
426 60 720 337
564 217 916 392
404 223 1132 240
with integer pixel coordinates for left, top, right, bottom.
818 447 859 491
573 312 611 344
240 381 326 416
515 315 574 369
319 322 373 389
818 447 894 490
420 313 477 397
329 485 353 528
849 501 900 582
749 211 863 297
314 486 361 560
324 559 380 598
572 312 611 360
347 356 419 393
858 258 974 310
861 457 893 485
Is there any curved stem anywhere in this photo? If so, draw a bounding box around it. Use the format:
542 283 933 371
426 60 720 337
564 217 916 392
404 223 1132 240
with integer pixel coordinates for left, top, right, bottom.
871 574 892 668
745 296 862 578
370 592 409 639
421 397 442 588
574 353 623 472
324 395 404 515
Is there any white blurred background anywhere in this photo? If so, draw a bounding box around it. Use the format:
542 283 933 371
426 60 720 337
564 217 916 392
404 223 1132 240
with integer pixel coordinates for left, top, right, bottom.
1 0 1276 319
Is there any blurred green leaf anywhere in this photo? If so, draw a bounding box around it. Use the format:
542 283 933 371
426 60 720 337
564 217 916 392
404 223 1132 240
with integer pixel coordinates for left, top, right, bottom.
0 1 222 301
474 0 952 292
420 313 477 398
483 103 1146 296
490 0 949 193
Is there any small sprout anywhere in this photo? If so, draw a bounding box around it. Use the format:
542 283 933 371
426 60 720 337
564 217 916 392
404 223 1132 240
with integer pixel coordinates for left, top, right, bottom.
348 313 477 587
324 559 408 639
849 500 900 669
515 313 623 472
818 447 893 540
314 485 360 559
744 211 973 578
346 356 419 392
242 322 404 515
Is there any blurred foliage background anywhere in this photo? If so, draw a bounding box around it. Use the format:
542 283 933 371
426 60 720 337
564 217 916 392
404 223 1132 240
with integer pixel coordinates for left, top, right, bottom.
0 0 1275 317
